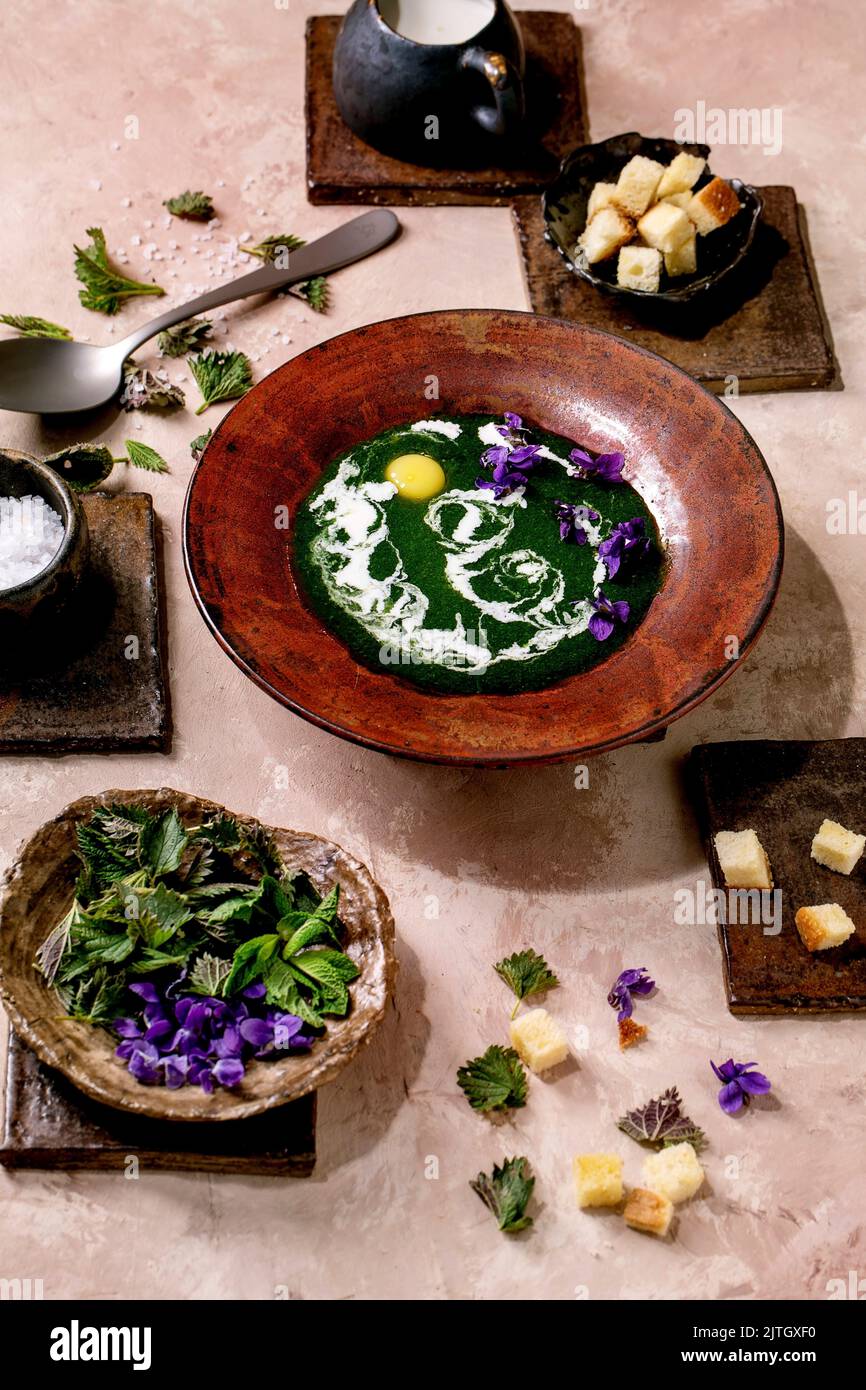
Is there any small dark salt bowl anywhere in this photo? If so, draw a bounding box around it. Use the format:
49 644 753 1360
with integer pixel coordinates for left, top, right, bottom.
542 132 764 305
0 448 90 652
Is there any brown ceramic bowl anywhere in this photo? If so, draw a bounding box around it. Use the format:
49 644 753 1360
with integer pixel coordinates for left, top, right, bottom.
184 309 783 766
0 789 396 1122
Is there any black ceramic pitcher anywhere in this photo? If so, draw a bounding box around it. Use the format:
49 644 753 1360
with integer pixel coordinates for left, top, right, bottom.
333 0 526 166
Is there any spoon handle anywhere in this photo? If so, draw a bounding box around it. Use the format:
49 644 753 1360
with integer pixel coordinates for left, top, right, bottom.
113 210 401 358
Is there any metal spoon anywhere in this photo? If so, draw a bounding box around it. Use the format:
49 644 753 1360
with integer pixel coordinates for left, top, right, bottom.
0 210 401 415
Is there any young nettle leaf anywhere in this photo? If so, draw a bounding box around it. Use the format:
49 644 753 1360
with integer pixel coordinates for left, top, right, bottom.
190 349 252 414
617 1086 708 1153
76 822 137 887
163 190 215 221
157 316 212 357
188 953 232 998
132 883 193 948
120 365 185 411
239 823 283 877
190 428 212 463
139 808 188 878
74 226 165 315
124 440 170 474
470 1157 535 1234
494 948 559 1017
42 443 118 492
457 1045 528 1113
239 234 331 313
0 313 72 339
34 901 79 983
196 814 240 852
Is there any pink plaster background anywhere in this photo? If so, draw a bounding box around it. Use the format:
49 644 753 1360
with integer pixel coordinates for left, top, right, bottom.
0 0 864 1301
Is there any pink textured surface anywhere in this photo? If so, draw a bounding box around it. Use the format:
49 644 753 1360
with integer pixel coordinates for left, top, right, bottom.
0 0 864 1300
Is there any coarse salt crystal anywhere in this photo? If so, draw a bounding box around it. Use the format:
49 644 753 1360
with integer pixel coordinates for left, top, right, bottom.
0 496 65 590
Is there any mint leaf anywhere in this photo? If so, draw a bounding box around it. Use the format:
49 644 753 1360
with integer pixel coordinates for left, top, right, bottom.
457 1046 527 1113
74 226 165 315
494 949 558 1016
223 933 281 995
617 1086 707 1152
164 190 214 220
0 314 72 339
139 809 187 878
470 1157 534 1234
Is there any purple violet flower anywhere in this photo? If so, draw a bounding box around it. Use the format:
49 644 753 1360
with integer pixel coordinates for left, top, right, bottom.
477 413 542 499
607 967 655 1021
599 516 651 578
711 1058 772 1115
569 447 626 484
586 590 630 641
554 500 600 544
112 971 315 1095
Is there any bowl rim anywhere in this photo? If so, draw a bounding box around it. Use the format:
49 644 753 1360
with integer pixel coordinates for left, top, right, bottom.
541 131 765 304
0 788 398 1122
183 307 785 766
0 448 82 599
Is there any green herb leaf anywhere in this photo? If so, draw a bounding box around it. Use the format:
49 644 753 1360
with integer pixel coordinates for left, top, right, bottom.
120 365 185 411
42 443 118 492
0 314 72 339
157 317 212 357
617 1086 707 1152
139 809 188 878
239 823 283 877
195 814 239 851
494 949 559 1016
223 933 281 996
190 428 212 463
34 901 81 983
163 190 214 221
457 1045 527 1113
132 883 192 948
188 953 232 998
470 1157 534 1234
189 349 252 415
74 226 165 315
124 439 169 474
239 234 330 313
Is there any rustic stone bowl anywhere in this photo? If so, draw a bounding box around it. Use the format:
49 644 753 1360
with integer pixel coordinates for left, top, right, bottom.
184 309 783 765
0 447 90 657
0 789 396 1122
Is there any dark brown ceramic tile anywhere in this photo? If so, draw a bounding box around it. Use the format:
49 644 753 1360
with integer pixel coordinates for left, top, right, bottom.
512 188 839 394
0 492 169 753
305 13 586 206
689 739 866 1014
0 1030 317 1176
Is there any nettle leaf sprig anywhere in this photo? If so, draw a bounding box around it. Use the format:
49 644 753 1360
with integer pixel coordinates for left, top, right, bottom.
471 1157 534 1234
74 227 165 315
0 314 72 339
35 804 357 1032
190 349 253 414
163 190 215 221
40 441 169 491
240 233 330 313
494 948 559 1018
457 1044 527 1113
617 1086 707 1152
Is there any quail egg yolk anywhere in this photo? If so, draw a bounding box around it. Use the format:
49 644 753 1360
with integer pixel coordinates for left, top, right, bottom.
385 453 445 501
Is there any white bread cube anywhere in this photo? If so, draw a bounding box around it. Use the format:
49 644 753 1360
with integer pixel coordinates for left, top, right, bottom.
612 156 664 217
661 192 693 211
577 206 634 264
811 819 865 876
795 903 856 952
714 829 773 890
664 229 697 277
623 1187 673 1237
656 151 706 198
587 181 619 221
687 176 741 235
574 1154 623 1208
617 245 662 292
509 1007 568 1073
642 1143 705 1204
637 202 692 254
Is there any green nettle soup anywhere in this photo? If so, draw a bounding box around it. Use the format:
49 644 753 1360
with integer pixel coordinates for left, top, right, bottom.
292 414 664 695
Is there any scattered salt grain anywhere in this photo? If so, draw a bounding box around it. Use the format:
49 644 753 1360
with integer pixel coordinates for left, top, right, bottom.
216 179 226 188
89 178 102 191
130 234 141 246
0 496 65 590
121 196 132 207
144 219 153 229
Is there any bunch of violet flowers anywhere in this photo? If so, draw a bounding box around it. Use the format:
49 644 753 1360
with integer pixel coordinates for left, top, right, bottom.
113 978 314 1092
476 412 542 499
